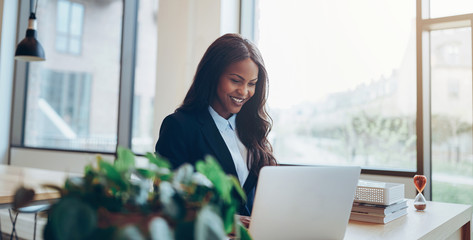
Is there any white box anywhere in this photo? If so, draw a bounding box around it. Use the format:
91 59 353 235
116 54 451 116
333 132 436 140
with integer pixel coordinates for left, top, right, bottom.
354 180 405 205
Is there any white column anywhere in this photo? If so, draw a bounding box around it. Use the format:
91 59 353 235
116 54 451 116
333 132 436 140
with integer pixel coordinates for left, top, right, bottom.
153 0 240 142
0 0 19 165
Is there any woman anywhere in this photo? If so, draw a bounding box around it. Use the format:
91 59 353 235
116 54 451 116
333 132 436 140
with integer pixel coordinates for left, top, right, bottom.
155 33 277 216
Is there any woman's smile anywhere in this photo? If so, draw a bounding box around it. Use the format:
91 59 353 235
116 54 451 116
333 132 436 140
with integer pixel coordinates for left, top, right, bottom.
230 96 246 104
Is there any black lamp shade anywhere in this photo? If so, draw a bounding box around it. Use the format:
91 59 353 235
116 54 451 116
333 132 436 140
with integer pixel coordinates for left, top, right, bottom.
15 29 45 61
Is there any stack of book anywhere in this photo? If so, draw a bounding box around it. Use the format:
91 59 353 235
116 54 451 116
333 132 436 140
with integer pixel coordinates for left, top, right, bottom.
350 199 408 224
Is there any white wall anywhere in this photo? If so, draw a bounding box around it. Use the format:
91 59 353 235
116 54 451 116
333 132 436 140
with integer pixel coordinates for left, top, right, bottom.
10 147 114 173
0 0 18 165
153 0 240 139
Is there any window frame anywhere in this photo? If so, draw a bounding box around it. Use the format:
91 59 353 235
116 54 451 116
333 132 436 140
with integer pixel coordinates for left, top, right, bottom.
417 0 473 199
10 0 138 156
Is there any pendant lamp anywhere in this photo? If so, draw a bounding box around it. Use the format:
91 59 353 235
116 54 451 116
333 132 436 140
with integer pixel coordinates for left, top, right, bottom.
15 0 45 61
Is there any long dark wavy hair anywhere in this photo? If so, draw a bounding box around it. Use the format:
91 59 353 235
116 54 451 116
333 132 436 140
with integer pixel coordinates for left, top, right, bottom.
178 33 277 175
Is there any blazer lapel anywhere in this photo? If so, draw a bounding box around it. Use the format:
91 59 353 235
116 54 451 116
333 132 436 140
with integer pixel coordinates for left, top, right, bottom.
198 110 238 178
243 170 257 195
240 170 257 215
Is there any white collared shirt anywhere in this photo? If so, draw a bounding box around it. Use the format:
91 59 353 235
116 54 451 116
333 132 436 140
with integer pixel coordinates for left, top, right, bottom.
208 106 249 186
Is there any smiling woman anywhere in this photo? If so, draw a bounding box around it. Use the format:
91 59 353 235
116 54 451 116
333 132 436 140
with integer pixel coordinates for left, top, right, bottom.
155 33 277 217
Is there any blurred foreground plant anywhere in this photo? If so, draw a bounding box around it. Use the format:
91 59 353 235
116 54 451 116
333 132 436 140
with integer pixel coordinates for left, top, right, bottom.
17 147 251 240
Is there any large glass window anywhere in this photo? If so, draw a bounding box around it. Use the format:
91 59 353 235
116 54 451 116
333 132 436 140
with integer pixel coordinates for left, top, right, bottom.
254 0 417 170
431 28 473 204
24 0 123 152
17 0 158 154
248 0 473 205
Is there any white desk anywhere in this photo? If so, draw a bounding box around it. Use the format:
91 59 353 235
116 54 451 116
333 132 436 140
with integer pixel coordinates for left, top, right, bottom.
345 199 472 240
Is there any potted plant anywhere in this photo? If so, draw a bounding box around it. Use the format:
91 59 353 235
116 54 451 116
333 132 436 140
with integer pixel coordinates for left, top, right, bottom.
14 147 252 240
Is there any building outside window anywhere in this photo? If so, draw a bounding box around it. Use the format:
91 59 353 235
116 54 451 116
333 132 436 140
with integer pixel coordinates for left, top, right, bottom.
56 0 85 55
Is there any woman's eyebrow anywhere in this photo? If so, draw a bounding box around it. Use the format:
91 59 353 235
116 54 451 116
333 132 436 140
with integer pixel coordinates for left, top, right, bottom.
229 73 245 80
229 73 258 82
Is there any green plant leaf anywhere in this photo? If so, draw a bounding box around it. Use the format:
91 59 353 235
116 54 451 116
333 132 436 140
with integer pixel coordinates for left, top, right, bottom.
115 146 135 172
194 205 227 240
159 181 183 218
98 160 127 190
173 164 194 187
115 225 145 240
175 220 195 240
238 223 253 240
146 152 172 169
84 164 93 174
149 217 174 240
46 197 97 240
195 156 232 204
64 176 84 192
223 204 237 234
136 168 155 178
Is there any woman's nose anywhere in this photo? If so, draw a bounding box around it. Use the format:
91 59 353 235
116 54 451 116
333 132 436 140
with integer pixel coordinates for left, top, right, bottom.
237 85 247 95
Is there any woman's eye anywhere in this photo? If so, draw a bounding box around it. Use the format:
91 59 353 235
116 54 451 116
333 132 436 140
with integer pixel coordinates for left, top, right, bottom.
231 79 239 83
249 82 256 87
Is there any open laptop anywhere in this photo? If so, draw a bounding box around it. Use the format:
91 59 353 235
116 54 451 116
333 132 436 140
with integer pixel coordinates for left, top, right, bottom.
249 165 361 240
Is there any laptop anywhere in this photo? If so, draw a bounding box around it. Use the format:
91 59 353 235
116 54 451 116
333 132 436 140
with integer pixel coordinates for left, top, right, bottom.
249 165 361 240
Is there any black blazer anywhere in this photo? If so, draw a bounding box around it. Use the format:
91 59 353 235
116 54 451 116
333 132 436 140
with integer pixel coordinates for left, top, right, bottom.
155 109 257 216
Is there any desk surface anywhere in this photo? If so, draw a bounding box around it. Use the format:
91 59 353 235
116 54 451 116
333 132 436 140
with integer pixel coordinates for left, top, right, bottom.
345 199 472 240
0 165 78 208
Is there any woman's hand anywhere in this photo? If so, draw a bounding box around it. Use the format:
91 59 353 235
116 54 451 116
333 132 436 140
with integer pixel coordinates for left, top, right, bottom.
239 215 251 229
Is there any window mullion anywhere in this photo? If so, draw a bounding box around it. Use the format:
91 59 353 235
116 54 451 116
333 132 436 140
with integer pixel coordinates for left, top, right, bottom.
11 0 31 149
116 0 138 151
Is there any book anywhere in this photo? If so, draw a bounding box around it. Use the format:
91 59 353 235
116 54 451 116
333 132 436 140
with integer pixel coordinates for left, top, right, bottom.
351 199 408 215
350 207 408 224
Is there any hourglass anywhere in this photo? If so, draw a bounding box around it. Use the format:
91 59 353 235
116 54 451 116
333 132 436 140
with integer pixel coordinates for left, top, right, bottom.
413 175 427 210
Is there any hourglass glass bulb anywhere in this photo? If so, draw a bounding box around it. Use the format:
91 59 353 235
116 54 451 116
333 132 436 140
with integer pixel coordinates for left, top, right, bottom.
413 175 427 210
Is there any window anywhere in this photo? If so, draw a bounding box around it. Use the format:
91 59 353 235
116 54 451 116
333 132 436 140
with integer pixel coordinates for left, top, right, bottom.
252 0 417 170
32 70 92 142
245 0 473 205
56 0 85 55
12 0 157 154
430 28 473 204
430 0 473 18
21 0 122 152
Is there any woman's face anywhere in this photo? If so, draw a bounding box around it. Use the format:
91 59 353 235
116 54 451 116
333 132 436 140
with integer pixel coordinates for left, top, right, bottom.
211 58 259 119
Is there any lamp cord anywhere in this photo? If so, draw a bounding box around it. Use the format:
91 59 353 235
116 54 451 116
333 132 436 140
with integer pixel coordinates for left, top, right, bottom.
34 0 39 15
30 0 39 14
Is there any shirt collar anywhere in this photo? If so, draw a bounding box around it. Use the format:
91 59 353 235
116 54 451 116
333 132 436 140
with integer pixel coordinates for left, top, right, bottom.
208 106 236 131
